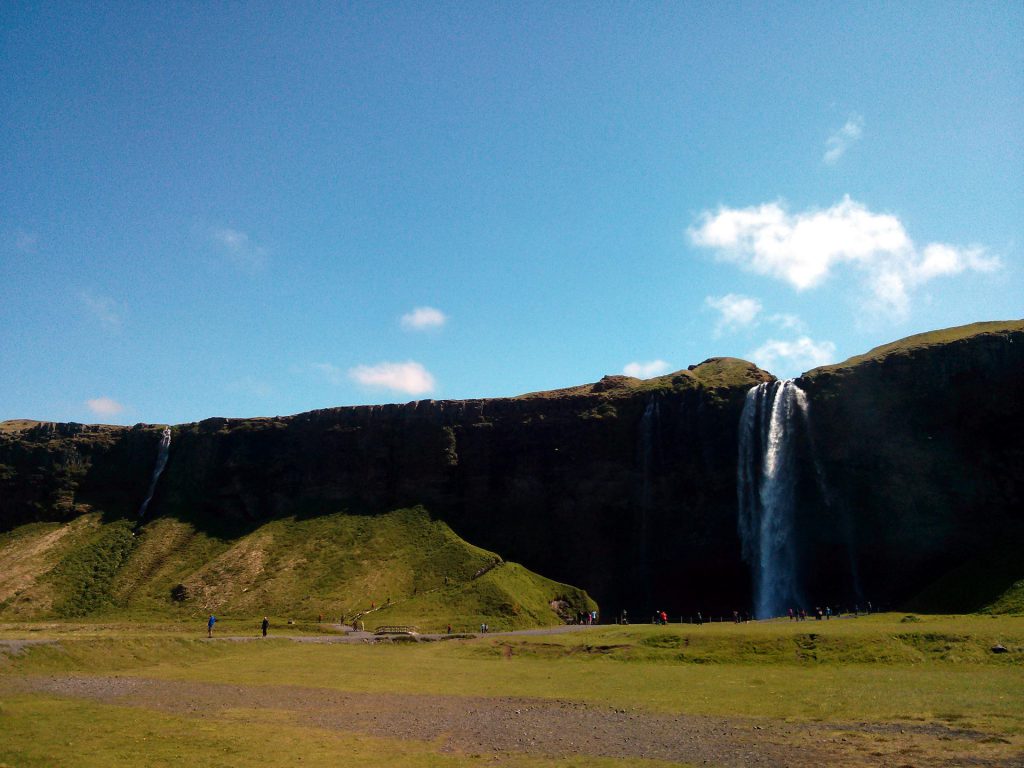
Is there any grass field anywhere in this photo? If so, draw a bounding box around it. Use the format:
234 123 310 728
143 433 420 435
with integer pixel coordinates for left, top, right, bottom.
2 613 1022 767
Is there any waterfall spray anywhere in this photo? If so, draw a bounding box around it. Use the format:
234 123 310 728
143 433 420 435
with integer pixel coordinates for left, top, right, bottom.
138 426 171 519
737 380 808 618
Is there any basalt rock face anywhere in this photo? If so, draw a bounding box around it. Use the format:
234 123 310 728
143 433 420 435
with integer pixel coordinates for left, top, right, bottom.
3 321 1022 617
796 321 1024 609
0 359 770 617
156 359 771 616
0 421 161 526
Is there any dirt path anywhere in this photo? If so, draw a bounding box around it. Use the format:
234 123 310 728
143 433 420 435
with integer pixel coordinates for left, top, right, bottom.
9 674 1021 767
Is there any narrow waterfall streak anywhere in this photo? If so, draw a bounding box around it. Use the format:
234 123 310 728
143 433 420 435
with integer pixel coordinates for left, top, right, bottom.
737 381 806 618
636 398 660 592
639 398 660 513
138 427 171 519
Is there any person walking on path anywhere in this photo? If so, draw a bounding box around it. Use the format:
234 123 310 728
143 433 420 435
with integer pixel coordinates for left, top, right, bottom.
261 616 269 637
207 614 216 638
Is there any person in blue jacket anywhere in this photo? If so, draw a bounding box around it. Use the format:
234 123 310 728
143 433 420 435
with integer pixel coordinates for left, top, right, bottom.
207 614 216 638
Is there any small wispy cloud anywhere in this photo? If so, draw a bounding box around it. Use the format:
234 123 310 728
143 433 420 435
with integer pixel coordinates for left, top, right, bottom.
400 306 448 331
689 196 999 319
86 397 125 418
81 291 127 332
349 361 436 395
212 227 268 273
823 114 864 165
705 294 762 336
312 362 346 386
748 336 837 377
768 313 806 332
623 360 672 378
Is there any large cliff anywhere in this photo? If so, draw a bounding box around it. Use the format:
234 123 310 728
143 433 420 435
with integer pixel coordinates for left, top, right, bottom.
1 358 769 617
797 320 1024 611
2 321 1022 617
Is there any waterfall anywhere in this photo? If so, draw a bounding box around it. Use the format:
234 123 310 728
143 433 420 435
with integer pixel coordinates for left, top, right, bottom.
639 398 660 514
737 380 808 618
138 426 171 519
635 397 660 603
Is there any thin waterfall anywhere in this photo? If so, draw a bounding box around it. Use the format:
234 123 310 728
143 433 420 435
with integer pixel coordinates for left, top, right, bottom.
138 426 171 519
737 381 808 618
639 397 660 516
635 397 660 604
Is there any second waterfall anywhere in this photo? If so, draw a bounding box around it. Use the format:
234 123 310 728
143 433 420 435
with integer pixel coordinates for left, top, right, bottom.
737 380 810 619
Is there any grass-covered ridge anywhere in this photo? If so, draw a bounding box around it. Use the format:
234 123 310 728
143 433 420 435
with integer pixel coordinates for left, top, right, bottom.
0 507 593 631
515 357 769 400
803 319 1024 379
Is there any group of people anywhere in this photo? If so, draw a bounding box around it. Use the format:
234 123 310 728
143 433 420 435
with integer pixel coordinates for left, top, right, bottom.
788 602 872 621
575 610 599 625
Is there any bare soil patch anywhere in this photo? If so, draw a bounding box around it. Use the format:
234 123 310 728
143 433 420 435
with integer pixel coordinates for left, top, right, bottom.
9 674 1022 767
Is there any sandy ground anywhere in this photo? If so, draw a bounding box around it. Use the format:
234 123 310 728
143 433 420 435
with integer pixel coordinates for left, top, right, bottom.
6 673 1022 768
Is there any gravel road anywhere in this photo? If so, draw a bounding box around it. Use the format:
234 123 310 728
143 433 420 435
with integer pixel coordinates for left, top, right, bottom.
9 674 1021 768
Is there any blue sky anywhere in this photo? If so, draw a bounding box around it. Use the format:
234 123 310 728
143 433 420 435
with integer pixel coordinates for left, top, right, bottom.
2 2 1021 425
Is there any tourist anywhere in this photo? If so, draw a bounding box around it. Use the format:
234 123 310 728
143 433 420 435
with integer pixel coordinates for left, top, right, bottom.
696 611 703 626
207 614 216 638
261 616 269 637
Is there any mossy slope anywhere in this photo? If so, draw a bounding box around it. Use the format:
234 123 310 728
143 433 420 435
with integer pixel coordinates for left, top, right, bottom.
0 507 594 630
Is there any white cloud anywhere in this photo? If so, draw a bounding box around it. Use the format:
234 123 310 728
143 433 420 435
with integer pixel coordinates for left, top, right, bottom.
86 397 125 418
212 227 267 272
705 294 762 336
400 306 448 331
689 196 999 318
348 361 436 395
623 360 672 378
768 313 806 332
81 291 126 331
748 336 837 376
823 114 864 165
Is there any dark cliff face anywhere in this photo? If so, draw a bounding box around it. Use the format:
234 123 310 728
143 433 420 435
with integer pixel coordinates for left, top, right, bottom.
3 321 1022 616
155 358 771 616
796 321 1024 609
0 359 771 617
0 422 160 524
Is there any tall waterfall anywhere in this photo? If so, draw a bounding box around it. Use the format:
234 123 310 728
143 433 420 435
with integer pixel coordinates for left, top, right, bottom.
138 427 171 519
737 380 809 618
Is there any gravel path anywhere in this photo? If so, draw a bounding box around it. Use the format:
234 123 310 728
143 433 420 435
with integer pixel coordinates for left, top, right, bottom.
10 674 1022 767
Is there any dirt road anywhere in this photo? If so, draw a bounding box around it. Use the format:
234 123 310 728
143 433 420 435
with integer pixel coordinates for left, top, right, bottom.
9 674 1021 767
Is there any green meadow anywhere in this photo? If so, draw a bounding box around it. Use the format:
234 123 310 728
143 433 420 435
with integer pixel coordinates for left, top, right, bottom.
2 613 1022 767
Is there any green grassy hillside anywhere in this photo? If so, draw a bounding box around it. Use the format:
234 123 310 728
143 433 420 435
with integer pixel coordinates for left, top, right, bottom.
0 507 594 631
804 319 1024 378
